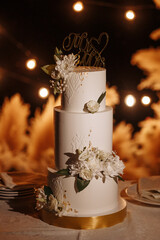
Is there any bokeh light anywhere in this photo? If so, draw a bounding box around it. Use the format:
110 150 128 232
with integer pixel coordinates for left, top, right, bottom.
125 10 135 20
141 96 151 105
73 1 84 12
26 59 37 70
125 94 136 107
38 87 49 99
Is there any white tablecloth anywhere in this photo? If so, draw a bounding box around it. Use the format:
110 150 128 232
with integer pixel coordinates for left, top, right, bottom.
0 181 160 240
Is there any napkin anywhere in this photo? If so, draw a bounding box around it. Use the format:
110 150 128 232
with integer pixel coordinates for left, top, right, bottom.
137 176 160 203
0 172 16 189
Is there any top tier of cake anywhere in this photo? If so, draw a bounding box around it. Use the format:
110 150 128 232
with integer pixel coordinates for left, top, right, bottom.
61 66 106 112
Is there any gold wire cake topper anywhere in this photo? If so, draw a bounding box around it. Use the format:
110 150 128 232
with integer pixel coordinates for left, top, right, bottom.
62 32 109 67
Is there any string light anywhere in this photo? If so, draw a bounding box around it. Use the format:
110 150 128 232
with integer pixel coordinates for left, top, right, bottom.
38 87 49 99
141 96 151 105
26 59 37 70
125 10 135 20
74 1 155 10
125 94 136 107
73 1 84 12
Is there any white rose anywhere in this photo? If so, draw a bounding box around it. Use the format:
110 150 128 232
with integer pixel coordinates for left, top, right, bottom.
86 100 100 113
48 194 58 212
105 160 124 177
79 169 93 181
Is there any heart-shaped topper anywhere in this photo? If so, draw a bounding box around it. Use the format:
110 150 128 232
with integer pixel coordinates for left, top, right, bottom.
89 32 109 56
62 32 109 67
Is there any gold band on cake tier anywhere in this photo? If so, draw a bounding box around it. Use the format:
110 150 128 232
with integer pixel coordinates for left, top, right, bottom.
39 200 127 230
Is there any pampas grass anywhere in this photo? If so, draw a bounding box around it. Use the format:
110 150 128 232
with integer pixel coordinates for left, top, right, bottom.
106 85 120 108
27 95 60 172
131 48 160 91
153 0 160 8
0 94 30 172
0 94 30 153
0 94 61 173
134 116 160 175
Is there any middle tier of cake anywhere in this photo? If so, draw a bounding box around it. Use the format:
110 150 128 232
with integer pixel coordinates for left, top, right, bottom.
54 106 113 170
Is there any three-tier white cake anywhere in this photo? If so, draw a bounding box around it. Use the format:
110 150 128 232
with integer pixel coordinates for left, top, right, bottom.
38 51 126 228
47 66 124 217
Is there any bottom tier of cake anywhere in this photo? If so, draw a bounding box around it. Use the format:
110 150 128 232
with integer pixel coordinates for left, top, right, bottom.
47 168 120 217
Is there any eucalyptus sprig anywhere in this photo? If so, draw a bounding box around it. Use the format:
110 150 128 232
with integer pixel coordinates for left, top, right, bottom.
97 92 106 104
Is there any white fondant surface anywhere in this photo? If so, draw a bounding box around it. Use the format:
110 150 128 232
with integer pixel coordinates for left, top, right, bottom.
52 67 120 217
61 66 106 112
54 106 113 170
48 168 119 217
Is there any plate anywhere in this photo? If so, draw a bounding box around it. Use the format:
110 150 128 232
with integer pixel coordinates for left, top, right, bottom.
0 193 34 200
125 183 160 206
0 172 46 200
0 189 35 197
0 188 34 193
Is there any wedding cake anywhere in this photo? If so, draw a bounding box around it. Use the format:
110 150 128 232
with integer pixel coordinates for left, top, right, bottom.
37 47 126 229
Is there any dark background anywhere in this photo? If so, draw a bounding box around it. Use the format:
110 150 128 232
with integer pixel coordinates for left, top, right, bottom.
0 0 159 129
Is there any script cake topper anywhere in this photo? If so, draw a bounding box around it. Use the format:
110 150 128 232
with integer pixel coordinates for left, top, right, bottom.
62 32 109 67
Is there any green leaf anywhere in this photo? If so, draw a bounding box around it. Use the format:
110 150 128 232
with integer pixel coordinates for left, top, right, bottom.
44 186 53 196
55 47 63 55
76 177 90 192
53 48 63 61
97 92 106 104
41 64 55 76
57 169 70 176
53 88 57 95
118 175 125 181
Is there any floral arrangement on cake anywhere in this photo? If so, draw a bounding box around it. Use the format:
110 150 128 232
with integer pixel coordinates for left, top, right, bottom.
42 48 106 114
36 185 72 217
57 142 125 192
42 48 79 94
84 92 106 113
36 142 125 216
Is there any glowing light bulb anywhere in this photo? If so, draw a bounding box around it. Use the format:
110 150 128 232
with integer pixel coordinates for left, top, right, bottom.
73 1 84 12
125 10 135 20
125 94 136 107
26 59 36 70
39 87 49 99
141 96 151 105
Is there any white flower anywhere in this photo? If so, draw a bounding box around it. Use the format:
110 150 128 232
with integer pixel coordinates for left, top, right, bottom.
67 144 125 181
102 154 125 178
35 187 47 210
86 100 100 113
48 194 58 212
36 186 72 217
55 54 77 79
79 169 93 181
50 53 78 94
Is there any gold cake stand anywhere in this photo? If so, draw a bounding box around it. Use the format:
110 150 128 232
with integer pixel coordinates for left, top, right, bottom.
39 198 127 229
